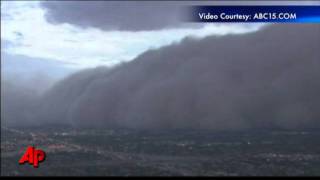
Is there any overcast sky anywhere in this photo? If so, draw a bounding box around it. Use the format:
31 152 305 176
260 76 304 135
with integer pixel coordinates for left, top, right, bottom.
2 1 318 70
1 1 266 70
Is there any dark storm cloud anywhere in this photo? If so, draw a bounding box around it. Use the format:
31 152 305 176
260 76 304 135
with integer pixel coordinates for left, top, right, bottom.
41 1 193 31
3 24 320 130
40 1 318 31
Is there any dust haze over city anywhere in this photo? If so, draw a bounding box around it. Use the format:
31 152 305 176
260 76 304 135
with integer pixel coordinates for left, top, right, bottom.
1 1 320 176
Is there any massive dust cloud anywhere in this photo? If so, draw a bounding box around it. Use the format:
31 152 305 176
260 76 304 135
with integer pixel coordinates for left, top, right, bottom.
2 24 320 130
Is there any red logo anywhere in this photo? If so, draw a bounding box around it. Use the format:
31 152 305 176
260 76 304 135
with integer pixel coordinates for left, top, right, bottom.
19 146 46 168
